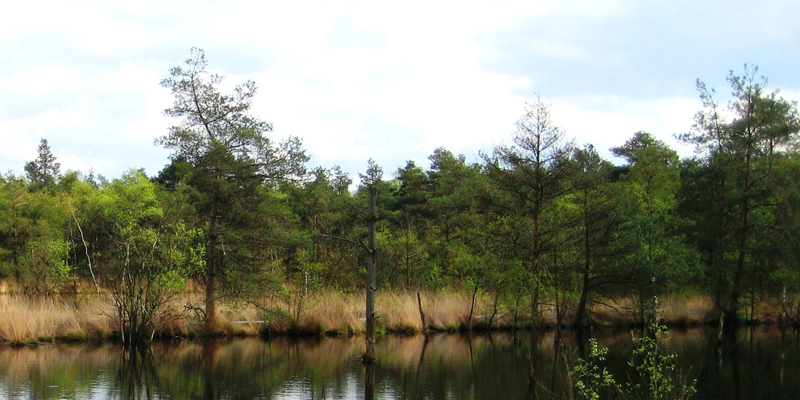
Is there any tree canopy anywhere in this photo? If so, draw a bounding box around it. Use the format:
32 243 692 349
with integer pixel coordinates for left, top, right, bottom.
2 62 799 331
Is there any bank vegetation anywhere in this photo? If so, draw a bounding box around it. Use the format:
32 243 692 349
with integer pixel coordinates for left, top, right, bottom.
2 52 800 345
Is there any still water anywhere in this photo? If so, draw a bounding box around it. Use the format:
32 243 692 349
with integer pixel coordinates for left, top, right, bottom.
1 328 799 399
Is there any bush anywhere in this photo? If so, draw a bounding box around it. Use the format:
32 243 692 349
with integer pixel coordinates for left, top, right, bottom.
571 327 696 400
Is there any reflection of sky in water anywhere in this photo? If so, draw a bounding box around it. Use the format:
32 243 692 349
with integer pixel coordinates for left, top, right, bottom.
276 369 366 399
1 381 112 399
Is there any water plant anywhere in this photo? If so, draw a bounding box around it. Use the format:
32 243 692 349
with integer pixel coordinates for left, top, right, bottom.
571 328 696 400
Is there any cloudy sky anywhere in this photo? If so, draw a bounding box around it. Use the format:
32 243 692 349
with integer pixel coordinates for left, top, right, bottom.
2 0 799 181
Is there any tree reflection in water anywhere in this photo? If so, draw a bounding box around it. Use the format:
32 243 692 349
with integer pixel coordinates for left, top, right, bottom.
1 329 800 399
364 362 375 400
203 339 218 400
115 345 159 400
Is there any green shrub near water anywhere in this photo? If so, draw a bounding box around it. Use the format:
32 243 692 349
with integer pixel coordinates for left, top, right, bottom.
571 327 696 400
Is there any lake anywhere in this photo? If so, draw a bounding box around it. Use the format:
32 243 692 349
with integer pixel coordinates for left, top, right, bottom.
1 327 798 399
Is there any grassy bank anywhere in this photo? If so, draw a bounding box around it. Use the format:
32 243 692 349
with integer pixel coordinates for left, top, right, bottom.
0 287 788 346
0 295 114 345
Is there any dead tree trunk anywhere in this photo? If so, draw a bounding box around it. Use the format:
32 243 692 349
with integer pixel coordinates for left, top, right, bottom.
363 187 378 363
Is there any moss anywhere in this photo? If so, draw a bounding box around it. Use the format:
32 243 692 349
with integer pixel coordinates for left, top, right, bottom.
38 335 56 343
61 328 89 342
92 327 109 339
185 327 200 339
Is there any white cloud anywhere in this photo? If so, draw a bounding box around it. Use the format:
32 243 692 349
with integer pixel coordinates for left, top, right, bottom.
1 0 799 180
550 94 699 161
0 67 86 93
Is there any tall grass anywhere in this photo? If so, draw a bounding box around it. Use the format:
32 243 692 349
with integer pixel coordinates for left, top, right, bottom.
299 290 493 334
0 295 114 345
0 288 777 346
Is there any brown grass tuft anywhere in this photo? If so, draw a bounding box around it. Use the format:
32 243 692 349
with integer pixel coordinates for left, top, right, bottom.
303 292 362 335
5 286 776 346
0 295 114 345
659 294 713 326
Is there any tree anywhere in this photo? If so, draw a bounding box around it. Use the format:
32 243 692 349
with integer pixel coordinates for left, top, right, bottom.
0 174 30 278
283 167 344 288
767 153 800 323
387 161 430 287
569 145 627 328
157 48 308 331
426 148 483 283
94 171 200 344
359 159 382 363
24 138 60 191
484 98 575 321
0 171 73 291
612 132 688 325
680 66 800 320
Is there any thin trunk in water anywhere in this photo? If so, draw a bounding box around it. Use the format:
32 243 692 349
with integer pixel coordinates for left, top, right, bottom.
417 292 429 338
363 187 377 363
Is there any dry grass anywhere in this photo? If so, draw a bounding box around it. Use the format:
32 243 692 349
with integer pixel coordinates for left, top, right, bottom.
310 290 490 333
590 297 641 327
301 290 484 334
659 294 715 326
2 287 786 346
0 295 114 345
235 289 492 335
217 301 269 336
0 289 485 345
301 292 363 335
378 291 432 333
589 294 719 327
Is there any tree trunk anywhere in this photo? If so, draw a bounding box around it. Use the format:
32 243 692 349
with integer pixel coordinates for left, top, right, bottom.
574 192 591 328
363 187 378 363
417 292 429 338
575 268 590 329
406 221 412 288
729 131 753 323
468 281 479 330
530 284 540 327
204 194 219 332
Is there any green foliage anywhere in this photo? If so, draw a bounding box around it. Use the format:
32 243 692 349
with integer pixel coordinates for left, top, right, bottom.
156 47 308 328
483 97 577 321
18 235 71 293
0 171 74 291
571 330 696 400
24 138 61 192
96 170 195 343
678 65 800 317
567 144 629 327
626 328 697 400
613 132 690 280
571 339 617 400
1 65 800 339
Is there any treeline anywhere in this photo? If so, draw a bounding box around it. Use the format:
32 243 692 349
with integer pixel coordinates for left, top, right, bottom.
2 51 799 339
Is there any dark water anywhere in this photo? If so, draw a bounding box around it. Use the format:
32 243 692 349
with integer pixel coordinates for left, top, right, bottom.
1 328 799 399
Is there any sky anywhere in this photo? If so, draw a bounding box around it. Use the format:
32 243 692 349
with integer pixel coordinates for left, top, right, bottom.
2 0 800 182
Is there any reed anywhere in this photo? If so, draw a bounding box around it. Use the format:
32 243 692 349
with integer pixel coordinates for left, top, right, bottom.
659 294 714 326
0 295 114 345
246 290 488 335
301 292 363 335
0 288 786 346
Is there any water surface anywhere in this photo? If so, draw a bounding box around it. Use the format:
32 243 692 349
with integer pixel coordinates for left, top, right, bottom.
1 328 798 399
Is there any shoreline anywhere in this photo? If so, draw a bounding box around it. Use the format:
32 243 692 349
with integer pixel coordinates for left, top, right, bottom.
1 289 794 347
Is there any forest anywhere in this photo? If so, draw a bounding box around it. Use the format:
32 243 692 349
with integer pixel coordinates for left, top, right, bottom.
2 50 800 344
